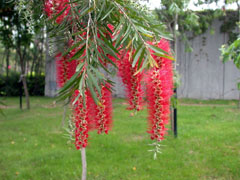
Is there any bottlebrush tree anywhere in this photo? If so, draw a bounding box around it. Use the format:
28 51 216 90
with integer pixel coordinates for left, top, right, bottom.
16 0 175 179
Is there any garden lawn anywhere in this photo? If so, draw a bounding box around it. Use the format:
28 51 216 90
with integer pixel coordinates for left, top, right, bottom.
0 97 239 180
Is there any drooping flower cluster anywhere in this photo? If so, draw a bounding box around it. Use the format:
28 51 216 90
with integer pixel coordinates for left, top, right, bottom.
88 84 113 134
71 90 91 149
146 39 173 141
118 50 144 111
71 85 113 149
47 0 174 149
56 47 113 149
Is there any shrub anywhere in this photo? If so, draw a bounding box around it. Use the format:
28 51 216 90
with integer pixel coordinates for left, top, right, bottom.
0 72 45 96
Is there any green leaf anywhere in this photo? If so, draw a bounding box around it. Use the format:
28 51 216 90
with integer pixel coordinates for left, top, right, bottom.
101 7 115 21
68 45 86 61
98 30 119 54
76 62 85 72
86 77 99 105
78 72 85 95
132 43 144 67
87 68 101 96
98 38 119 59
153 53 175 61
137 47 146 69
72 91 81 106
134 55 148 75
58 70 81 94
149 44 169 55
50 6 68 23
97 1 106 20
89 65 106 80
62 41 85 57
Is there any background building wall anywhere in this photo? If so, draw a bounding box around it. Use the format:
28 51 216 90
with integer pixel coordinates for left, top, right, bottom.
177 19 240 99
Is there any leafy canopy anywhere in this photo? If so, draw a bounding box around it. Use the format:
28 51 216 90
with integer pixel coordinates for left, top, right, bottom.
43 0 173 103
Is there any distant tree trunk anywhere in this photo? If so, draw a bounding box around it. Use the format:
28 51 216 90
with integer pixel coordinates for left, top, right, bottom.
22 75 30 109
30 57 35 78
17 46 30 110
45 34 58 97
6 48 10 77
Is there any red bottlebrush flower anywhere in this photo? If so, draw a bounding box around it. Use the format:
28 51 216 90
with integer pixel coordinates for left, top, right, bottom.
56 53 77 88
94 84 113 134
56 53 67 88
146 39 173 141
118 50 144 111
44 0 71 24
72 90 90 149
72 84 113 149
86 83 113 134
56 39 83 88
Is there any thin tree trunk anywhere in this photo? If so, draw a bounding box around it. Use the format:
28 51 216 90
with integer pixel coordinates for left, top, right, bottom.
30 51 36 78
171 14 178 137
81 148 87 180
18 47 30 110
6 48 10 77
173 14 178 69
22 75 30 109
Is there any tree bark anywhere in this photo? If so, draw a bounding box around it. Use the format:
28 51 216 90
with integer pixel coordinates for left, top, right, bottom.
81 148 87 180
18 47 30 110
171 13 178 137
6 48 10 78
22 75 30 109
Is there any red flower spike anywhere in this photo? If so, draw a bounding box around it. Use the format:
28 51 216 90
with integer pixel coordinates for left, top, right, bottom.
96 84 113 134
146 39 173 142
87 83 113 134
56 53 77 88
118 50 144 111
72 90 95 150
56 39 83 88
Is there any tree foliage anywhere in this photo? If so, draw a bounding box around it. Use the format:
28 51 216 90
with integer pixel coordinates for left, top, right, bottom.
40 0 173 104
155 0 200 52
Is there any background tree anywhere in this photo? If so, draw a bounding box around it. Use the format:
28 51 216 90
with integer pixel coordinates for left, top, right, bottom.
0 0 44 109
0 2 31 109
155 0 200 135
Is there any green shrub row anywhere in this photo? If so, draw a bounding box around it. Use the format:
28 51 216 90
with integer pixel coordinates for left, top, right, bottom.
0 73 45 96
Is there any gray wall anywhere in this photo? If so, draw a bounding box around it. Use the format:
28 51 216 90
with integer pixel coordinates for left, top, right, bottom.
177 20 240 100
44 37 57 97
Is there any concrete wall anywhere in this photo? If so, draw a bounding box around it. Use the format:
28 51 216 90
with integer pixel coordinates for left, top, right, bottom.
44 38 57 97
177 19 240 99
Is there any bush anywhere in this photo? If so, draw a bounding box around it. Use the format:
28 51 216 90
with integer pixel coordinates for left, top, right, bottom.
0 72 45 96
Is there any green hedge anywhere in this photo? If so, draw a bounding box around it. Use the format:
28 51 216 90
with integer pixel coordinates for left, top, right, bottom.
0 73 45 96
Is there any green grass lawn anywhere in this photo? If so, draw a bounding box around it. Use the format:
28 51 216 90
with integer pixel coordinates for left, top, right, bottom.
0 97 239 180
